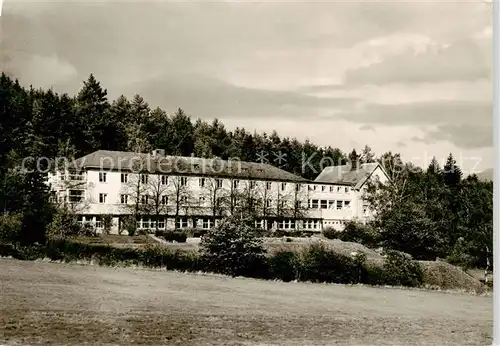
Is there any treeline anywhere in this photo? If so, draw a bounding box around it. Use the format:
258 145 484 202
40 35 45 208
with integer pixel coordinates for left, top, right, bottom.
352 154 493 269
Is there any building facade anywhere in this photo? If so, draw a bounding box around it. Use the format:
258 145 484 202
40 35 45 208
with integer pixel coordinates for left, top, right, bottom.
47 149 389 234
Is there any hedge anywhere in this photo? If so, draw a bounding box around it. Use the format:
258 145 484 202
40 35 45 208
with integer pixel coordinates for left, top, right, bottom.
0 239 423 288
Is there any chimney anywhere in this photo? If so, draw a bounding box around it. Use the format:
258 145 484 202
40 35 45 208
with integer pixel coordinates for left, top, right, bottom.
348 149 359 171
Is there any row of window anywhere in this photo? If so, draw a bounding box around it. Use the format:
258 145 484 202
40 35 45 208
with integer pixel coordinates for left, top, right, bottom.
309 185 350 193
137 218 210 230
101 193 304 208
78 216 337 231
97 172 325 192
309 199 351 210
324 220 348 226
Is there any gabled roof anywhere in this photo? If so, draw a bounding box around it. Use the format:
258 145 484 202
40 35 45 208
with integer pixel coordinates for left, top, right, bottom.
68 150 308 183
314 162 385 189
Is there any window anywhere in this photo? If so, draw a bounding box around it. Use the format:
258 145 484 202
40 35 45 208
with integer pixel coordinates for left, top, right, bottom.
233 180 239 189
344 200 351 208
216 196 223 207
69 190 84 203
295 201 302 209
266 199 272 207
216 179 223 188
281 183 286 191
99 193 107 203
181 196 188 204
161 175 168 185
141 174 148 184
266 182 272 190
99 172 107 182
320 200 328 209
329 200 336 209
304 220 319 229
158 219 165 229
277 219 295 230
180 177 188 186
199 178 205 187
337 186 341 192
295 184 301 192
120 194 128 204
141 195 148 204
330 186 334 192
322 185 326 192
345 187 349 193
121 173 128 183
250 181 256 189
161 196 168 205
199 196 206 204
337 200 343 210
96 220 103 229
311 199 319 209
176 218 189 229
202 218 212 229
255 220 265 229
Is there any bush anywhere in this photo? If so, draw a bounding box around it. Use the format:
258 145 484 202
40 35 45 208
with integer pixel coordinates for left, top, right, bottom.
122 216 137 236
200 216 267 278
383 250 424 287
322 227 340 240
336 221 381 248
273 230 316 238
102 215 113 235
268 250 300 282
156 230 188 243
0 212 23 243
46 207 83 239
299 242 366 284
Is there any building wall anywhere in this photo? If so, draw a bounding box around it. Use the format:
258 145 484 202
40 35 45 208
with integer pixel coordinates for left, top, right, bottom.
48 167 382 234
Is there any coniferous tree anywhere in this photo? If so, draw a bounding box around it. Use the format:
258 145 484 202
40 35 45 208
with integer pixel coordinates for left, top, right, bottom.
443 153 462 187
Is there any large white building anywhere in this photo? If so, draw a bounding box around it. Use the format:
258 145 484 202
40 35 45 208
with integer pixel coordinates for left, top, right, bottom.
47 149 389 234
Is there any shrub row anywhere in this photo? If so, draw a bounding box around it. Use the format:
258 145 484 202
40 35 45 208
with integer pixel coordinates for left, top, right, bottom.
268 244 423 286
0 240 423 288
154 230 188 243
322 222 381 249
272 230 318 238
0 239 202 270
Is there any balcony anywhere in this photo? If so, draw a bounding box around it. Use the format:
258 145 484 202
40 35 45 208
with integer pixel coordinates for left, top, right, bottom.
68 189 85 203
67 174 86 181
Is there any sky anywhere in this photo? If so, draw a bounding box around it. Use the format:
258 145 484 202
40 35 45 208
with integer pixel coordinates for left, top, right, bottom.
1 0 493 175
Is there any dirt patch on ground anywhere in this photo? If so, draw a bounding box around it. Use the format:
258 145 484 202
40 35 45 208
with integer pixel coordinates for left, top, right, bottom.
0 259 492 345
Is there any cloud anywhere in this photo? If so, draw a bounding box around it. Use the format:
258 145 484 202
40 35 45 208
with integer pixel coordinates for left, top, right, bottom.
343 39 490 86
413 123 492 149
120 72 360 120
1 0 494 165
337 100 491 149
359 125 375 132
338 100 490 126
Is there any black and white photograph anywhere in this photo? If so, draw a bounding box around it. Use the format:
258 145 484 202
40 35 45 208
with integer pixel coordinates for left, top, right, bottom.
0 1 495 345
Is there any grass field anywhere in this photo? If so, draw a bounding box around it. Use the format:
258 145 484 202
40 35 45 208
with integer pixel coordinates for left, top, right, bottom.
0 259 492 345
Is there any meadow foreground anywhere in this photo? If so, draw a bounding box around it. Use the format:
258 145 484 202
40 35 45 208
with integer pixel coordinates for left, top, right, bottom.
0 259 492 345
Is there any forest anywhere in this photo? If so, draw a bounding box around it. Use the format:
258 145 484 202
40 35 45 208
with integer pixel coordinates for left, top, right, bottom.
0 73 493 270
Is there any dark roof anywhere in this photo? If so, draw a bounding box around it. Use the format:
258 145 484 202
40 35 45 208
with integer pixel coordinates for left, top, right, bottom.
68 150 308 183
314 162 381 189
